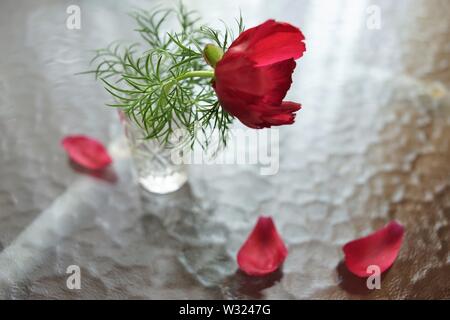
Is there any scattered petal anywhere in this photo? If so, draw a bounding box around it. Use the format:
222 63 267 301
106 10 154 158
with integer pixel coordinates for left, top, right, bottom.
237 216 288 276
61 135 112 170
343 221 405 277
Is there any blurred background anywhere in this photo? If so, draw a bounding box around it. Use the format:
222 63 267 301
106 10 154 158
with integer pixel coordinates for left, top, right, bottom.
0 0 449 299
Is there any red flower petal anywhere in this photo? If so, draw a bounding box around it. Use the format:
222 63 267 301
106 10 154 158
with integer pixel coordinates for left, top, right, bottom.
227 19 306 66
237 216 288 276
230 101 301 129
61 135 112 170
215 57 296 106
213 20 305 129
259 101 302 126
343 221 405 277
214 57 300 128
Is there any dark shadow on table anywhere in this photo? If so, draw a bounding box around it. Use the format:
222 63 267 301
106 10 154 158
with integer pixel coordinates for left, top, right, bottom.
336 260 391 296
68 159 118 184
225 268 284 299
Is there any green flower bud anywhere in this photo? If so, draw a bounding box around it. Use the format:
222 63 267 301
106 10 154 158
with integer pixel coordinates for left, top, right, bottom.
202 44 224 68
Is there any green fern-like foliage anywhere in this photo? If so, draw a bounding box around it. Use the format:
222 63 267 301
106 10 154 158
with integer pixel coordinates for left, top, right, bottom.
85 3 245 149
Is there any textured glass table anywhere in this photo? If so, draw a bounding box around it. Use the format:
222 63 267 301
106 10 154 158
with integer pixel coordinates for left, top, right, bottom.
0 0 449 299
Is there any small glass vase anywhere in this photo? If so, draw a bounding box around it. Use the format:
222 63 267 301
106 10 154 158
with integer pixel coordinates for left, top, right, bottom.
120 111 188 194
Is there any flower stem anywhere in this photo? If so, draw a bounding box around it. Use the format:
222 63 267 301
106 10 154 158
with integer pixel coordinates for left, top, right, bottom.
176 70 215 81
156 70 215 94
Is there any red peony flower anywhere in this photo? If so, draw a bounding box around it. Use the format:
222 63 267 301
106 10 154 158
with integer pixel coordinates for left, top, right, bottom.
61 135 112 170
237 216 288 276
212 20 306 129
343 221 405 277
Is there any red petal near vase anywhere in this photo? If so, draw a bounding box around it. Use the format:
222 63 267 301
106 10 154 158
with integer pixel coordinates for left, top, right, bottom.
343 221 405 277
62 135 112 170
237 216 288 276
